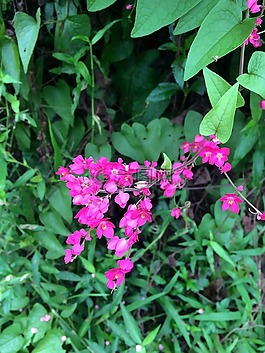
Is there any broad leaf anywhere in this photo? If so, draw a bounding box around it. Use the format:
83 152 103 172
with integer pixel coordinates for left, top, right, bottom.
0 324 24 353
48 183 73 224
14 8 41 73
184 0 255 80
237 51 265 98
112 118 182 163
131 0 202 37
199 83 239 143
87 0 117 11
174 0 220 35
32 329 66 353
91 20 120 45
1 38 20 93
35 231 66 259
203 67 244 107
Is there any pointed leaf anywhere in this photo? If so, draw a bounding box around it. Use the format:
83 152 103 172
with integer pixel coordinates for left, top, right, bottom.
14 8 41 73
120 303 143 344
203 67 244 107
87 0 117 11
142 325 161 346
237 51 265 99
184 1 255 80
199 83 239 143
131 0 202 37
210 241 235 267
91 20 120 45
174 0 220 35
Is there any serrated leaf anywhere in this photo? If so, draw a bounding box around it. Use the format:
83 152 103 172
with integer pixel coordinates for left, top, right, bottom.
131 0 202 37
87 0 117 11
199 83 239 143
184 1 255 80
14 8 41 73
174 0 220 35
237 51 265 99
203 67 244 108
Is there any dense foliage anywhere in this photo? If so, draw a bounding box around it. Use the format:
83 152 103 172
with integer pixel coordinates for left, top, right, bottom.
0 0 265 352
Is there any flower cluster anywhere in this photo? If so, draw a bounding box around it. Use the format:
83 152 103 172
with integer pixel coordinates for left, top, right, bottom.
57 133 264 289
245 1 263 48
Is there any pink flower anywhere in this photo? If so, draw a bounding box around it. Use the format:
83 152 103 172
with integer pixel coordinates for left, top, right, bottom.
247 0 261 13
245 28 262 48
64 249 73 264
219 193 243 214
209 147 230 167
114 190 130 208
104 180 118 194
66 229 87 245
171 207 182 219
107 236 130 257
117 258 134 272
260 100 265 110
96 219 115 239
220 162 232 173
105 258 134 289
72 243 84 255
126 4 133 10
255 17 263 26
237 185 244 191
257 212 265 220
56 167 69 180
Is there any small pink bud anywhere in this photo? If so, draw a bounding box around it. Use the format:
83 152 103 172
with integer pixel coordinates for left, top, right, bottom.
61 336 67 343
198 308 204 314
31 327 38 334
105 341 110 346
126 4 133 10
95 304 99 309
237 185 244 191
260 100 265 110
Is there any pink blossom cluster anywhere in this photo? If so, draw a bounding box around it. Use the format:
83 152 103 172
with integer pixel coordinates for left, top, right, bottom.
57 133 265 289
245 1 263 48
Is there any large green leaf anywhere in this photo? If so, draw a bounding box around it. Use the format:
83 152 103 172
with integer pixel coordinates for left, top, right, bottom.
43 80 74 127
203 67 244 108
237 51 265 99
14 8 41 73
199 83 239 143
48 183 73 224
35 231 66 259
1 37 20 93
32 329 66 353
0 323 24 353
120 303 143 344
184 0 255 80
111 118 182 163
39 210 70 236
174 0 220 35
131 0 202 37
87 0 117 11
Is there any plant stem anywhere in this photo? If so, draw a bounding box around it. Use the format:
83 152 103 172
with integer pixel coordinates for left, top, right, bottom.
89 41 95 144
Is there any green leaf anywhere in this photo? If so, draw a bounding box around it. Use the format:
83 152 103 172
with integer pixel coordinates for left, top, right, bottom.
203 67 244 108
112 118 182 163
80 256 96 273
131 0 202 37
32 329 66 353
61 303 78 318
210 240 235 267
12 169 36 188
142 325 161 346
184 110 203 142
0 323 24 353
120 303 143 344
237 51 265 99
47 117 62 172
39 210 70 236
91 20 120 45
184 1 255 80
48 184 73 224
87 0 117 12
146 83 179 102
54 15 91 55
35 231 65 259
85 143 112 161
43 80 74 127
161 153 172 171
174 0 220 35
1 38 21 93
14 8 41 73
194 311 241 321
199 83 239 143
